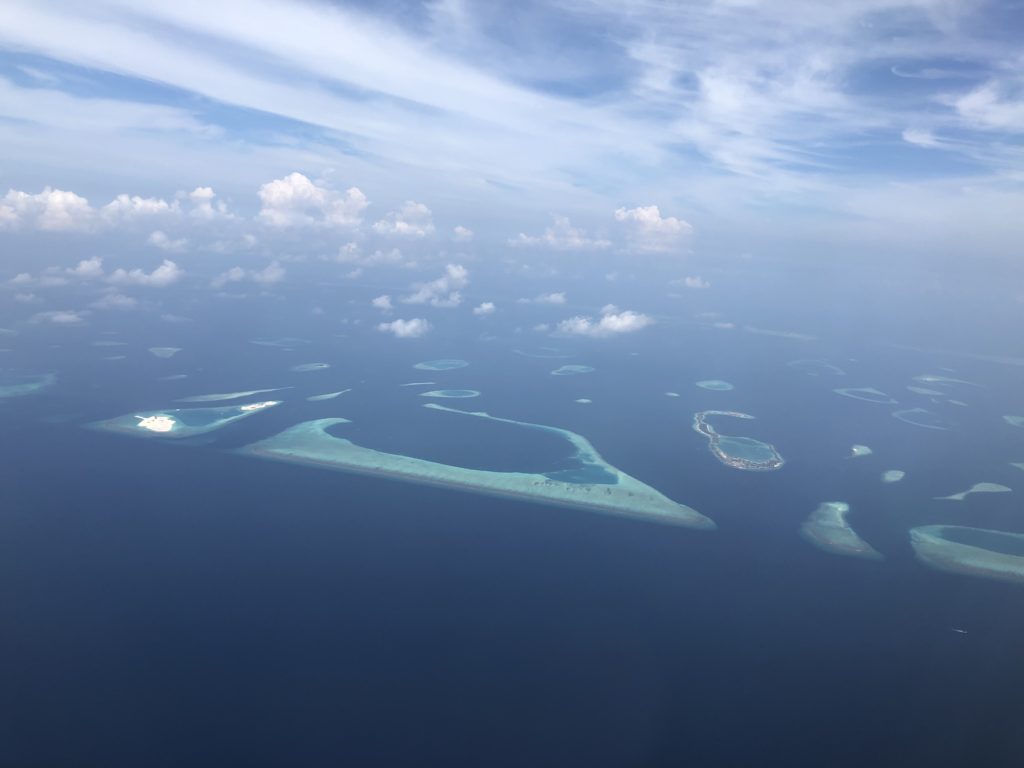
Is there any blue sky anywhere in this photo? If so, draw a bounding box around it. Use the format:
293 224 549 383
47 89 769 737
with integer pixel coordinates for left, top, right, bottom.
1 0 1023 334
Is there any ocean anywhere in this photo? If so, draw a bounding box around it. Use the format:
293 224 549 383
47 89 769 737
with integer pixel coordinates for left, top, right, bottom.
4 294 1024 767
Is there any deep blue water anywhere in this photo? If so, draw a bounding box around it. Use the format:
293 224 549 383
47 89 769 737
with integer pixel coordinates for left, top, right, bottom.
4 308 1024 767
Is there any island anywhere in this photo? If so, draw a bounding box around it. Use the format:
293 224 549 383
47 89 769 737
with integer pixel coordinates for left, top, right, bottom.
1005 415 1024 429
910 525 1024 585
935 482 1011 501
178 387 288 403
850 444 873 458
892 408 951 430
290 362 330 372
800 501 882 560
696 380 734 391
575 398 592 404
413 359 468 371
0 371 56 399
90 400 280 439
238 403 716 531
419 389 481 398
833 387 897 404
882 470 906 483
692 410 784 471
551 365 594 376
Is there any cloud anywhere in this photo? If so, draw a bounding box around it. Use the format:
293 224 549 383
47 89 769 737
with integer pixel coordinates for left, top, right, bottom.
251 260 285 284
376 318 431 338
91 291 138 310
901 128 942 148
31 309 88 324
211 260 284 288
373 201 435 237
472 301 496 316
371 294 393 311
108 259 184 287
0 187 94 231
101 194 179 222
334 243 405 267
257 172 368 228
453 225 473 242
148 230 189 252
614 205 693 253
14 292 39 303
401 264 468 307
511 216 610 250
947 80 1024 132
67 256 104 280
518 291 566 305
680 275 710 289
188 186 232 219
556 306 654 337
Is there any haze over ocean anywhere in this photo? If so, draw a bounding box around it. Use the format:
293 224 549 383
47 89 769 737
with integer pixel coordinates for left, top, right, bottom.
3 1 1024 765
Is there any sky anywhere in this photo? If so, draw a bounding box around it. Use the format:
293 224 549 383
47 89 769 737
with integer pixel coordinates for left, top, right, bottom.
1 0 1023 335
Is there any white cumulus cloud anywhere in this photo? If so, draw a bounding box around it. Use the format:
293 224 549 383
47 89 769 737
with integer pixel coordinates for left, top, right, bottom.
373 201 435 237
453 225 473 242
371 294 393 311
0 187 95 231
511 216 610 250
614 205 692 253
377 318 431 338
556 307 654 337
681 275 710 289
91 291 138 310
472 301 496 316
67 256 104 280
108 259 184 287
257 172 368 228
148 230 188 252
518 291 566 305
31 309 88 324
402 263 468 307
101 194 179 222
211 261 284 288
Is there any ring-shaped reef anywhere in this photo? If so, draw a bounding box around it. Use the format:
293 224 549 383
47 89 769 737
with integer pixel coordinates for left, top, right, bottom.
419 389 480 398
239 403 715 530
90 400 280 439
551 365 594 376
834 387 897 404
696 380 734 391
911 525 1024 585
692 410 784 471
800 501 882 560
0 371 56 399
413 359 468 371
892 408 952 430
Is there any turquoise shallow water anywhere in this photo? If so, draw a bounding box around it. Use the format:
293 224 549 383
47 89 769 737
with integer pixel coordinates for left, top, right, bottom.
942 527 1024 556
